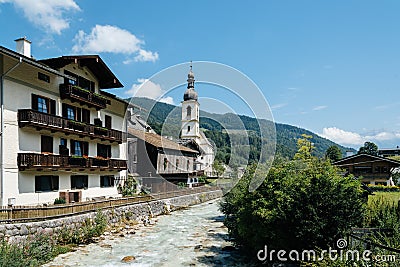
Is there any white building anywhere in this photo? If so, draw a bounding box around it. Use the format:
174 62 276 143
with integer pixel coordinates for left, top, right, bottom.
0 38 127 206
180 65 215 177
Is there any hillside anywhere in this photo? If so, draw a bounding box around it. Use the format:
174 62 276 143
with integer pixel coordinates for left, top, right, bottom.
128 97 355 164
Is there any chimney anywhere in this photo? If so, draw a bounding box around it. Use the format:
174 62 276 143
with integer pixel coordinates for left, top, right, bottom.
14 37 31 57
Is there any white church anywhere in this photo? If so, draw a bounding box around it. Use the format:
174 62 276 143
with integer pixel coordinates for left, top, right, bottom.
180 65 215 177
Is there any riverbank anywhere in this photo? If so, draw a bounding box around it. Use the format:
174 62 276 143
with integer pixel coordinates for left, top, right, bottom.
44 199 255 267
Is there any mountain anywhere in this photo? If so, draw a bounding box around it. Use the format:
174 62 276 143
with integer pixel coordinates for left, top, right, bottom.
128 97 356 164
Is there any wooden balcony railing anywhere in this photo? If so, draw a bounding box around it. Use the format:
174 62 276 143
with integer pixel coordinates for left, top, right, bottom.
18 109 124 144
18 153 127 171
59 84 108 110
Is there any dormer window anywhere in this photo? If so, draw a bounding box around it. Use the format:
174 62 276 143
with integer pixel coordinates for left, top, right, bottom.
64 70 95 92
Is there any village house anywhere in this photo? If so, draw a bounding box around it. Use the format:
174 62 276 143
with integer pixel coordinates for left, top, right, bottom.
333 153 400 185
0 38 127 205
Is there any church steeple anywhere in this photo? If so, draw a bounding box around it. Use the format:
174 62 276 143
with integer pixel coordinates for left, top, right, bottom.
183 62 198 101
181 62 200 139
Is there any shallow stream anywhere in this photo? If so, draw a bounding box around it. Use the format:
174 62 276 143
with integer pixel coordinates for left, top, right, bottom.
45 199 254 267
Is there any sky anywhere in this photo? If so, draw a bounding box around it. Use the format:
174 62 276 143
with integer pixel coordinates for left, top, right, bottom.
0 0 400 149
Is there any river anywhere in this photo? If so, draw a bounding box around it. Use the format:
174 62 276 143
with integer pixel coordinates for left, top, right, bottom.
45 199 255 267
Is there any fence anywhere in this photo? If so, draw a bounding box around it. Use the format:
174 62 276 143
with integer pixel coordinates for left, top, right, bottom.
0 186 221 224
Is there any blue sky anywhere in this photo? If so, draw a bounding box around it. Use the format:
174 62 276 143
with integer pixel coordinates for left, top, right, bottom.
0 0 400 149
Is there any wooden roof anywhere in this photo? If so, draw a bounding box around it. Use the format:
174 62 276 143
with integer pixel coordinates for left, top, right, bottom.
39 55 123 89
333 153 400 167
128 128 199 154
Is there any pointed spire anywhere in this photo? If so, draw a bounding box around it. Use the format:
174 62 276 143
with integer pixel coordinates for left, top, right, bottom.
187 61 195 89
184 61 198 101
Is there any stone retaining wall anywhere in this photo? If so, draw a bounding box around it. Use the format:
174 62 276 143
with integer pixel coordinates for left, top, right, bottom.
0 190 223 243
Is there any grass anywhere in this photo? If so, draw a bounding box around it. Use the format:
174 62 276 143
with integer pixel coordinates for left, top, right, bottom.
368 191 400 206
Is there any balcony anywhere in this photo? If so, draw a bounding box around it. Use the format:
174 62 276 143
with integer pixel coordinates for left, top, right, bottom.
18 153 127 171
18 109 124 144
59 84 109 110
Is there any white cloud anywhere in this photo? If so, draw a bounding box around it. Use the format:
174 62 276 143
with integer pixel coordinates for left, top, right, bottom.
159 96 174 105
312 105 327 111
271 103 287 110
321 127 400 147
126 78 174 105
72 25 159 63
134 49 159 62
0 0 80 34
321 127 365 146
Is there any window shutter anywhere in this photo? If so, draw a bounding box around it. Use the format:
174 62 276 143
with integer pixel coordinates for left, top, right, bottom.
62 103 68 118
82 109 90 123
108 145 111 158
32 94 38 110
70 140 75 155
105 115 112 129
35 176 40 192
50 99 56 115
76 107 81 121
52 176 59 191
83 142 89 156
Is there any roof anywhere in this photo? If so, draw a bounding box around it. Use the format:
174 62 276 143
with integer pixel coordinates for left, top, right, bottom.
333 153 400 167
0 46 73 79
39 55 123 89
128 128 199 154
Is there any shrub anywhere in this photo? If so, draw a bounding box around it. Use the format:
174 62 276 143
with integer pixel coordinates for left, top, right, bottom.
221 159 366 256
54 198 66 205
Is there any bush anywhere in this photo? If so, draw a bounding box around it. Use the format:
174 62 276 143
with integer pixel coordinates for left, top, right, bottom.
54 198 66 205
57 210 107 245
221 159 366 256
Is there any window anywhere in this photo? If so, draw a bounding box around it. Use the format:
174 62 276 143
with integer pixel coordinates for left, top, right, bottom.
35 176 59 192
100 175 115 187
60 138 67 147
187 106 192 117
187 160 190 171
41 136 53 153
163 158 168 170
176 159 179 170
32 94 55 115
187 126 191 132
70 140 88 156
38 72 50 83
82 108 90 124
64 70 77 86
97 144 111 158
59 138 69 156
71 175 88 190
105 115 112 129
67 107 75 120
64 70 95 92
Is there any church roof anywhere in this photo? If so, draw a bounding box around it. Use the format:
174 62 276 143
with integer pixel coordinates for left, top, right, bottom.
128 128 199 154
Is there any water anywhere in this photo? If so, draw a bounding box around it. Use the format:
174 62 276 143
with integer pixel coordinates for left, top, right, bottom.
45 199 253 267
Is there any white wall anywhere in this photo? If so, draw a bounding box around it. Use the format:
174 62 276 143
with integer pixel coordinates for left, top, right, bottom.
1 59 127 206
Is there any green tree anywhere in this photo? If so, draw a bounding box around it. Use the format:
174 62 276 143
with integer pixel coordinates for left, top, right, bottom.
293 134 314 160
325 145 342 162
358 141 378 155
221 159 365 257
212 160 225 177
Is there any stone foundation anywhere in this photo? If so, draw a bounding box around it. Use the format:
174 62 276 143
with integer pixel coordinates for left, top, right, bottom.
0 190 223 243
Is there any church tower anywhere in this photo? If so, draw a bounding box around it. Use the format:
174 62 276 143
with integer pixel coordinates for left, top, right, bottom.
181 64 201 139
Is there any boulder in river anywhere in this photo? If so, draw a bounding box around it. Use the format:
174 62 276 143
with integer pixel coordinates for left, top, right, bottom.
121 255 136 263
